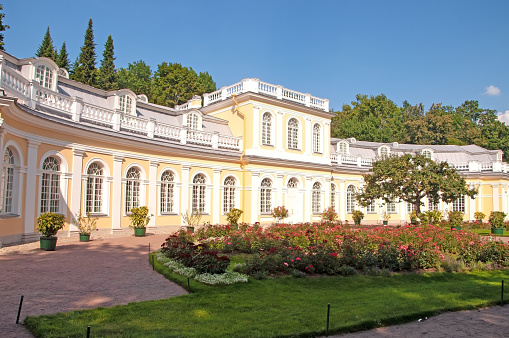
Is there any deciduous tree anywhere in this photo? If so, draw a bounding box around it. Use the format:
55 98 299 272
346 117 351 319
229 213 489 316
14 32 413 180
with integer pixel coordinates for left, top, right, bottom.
116 60 152 99
152 62 201 107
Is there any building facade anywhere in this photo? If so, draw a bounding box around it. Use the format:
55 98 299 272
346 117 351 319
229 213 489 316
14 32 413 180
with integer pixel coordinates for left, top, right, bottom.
0 51 508 245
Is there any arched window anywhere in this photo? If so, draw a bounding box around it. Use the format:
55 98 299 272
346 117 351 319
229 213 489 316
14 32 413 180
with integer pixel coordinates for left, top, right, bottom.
192 174 206 213
452 195 465 213
261 112 272 145
260 178 272 213
125 167 141 213
312 182 321 213
330 184 336 209
287 118 299 149
86 163 103 213
160 170 175 214
187 112 199 130
223 176 236 213
35 65 53 89
421 149 433 159
119 95 134 115
287 178 299 188
312 124 321 153
41 156 60 213
0 148 14 214
338 141 348 155
346 185 357 213
379 146 390 158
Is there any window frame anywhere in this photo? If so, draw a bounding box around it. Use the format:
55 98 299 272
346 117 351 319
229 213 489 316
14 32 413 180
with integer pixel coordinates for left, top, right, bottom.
312 123 321 154
223 176 237 214
192 173 207 214
346 185 357 214
287 118 300 150
261 112 273 146
160 169 176 214
260 178 273 214
125 166 142 214
312 182 322 214
85 162 104 214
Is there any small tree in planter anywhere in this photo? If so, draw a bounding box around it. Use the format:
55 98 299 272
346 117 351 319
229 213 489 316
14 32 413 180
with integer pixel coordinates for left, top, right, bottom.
382 211 390 226
448 210 464 231
73 210 98 242
410 211 419 225
129 206 152 237
474 212 486 223
271 206 289 224
420 210 442 226
352 210 364 225
489 211 506 235
181 209 202 233
226 208 243 230
321 207 338 225
37 212 65 251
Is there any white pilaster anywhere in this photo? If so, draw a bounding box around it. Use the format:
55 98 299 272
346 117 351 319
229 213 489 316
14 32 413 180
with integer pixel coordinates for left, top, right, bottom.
399 199 405 222
213 169 221 224
69 148 85 233
276 173 284 206
252 105 261 149
23 140 40 240
469 183 476 221
148 160 159 229
325 177 331 209
181 165 191 222
250 172 260 223
339 180 346 221
304 118 312 156
477 183 482 215
111 155 124 231
275 111 284 152
304 176 312 222
324 122 330 160
493 184 499 211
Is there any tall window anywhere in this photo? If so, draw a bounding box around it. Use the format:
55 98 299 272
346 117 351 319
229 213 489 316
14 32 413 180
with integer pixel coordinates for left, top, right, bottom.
287 178 299 188
312 182 321 213
260 178 272 213
261 112 272 145
35 65 53 89
338 141 348 155
367 201 376 213
287 118 299 149
387 201 397 213
407 202 415 213
119 95 133 115
312 124 321 153
330 184 336 209
422 149 432 159
0 148 14 214
125 167 141 213
86 163 103 213
428 199 439 211
41 156 60 213
379 146 390 158
452 195 465 213
346 185 357 213
187 112 199 130
223 176 236 213
192 174 206 213
160 170 175 214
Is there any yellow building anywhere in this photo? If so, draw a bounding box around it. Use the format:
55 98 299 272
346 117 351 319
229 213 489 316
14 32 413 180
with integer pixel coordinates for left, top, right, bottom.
0 51 508 245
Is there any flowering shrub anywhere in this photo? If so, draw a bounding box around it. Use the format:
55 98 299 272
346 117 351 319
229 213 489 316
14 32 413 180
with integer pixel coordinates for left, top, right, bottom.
321 207 338 224
271 206 289 223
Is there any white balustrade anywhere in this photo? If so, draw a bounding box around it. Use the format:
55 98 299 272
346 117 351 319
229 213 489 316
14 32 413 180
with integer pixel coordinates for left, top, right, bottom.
1 67 30 98
282 88 306 104
175 102 188 110
120 114 148 134
258 81 278 96
330 154 338 163
218 135 241 150
481 163 493 171
187 129 213 145
34 84 73 115
82 103 114 126
154 122 181 141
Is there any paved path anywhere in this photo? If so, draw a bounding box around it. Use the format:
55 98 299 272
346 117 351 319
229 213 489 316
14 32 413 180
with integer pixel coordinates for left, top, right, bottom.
0 228 187 337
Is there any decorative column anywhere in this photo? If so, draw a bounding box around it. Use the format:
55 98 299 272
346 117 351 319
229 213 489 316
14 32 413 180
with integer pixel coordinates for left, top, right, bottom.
304 118 312 156
339 180 346 221
276 173 284 206
111 155 124 232
213 169 221 224
23 139 40 241
69 148 85 233
469 183 476 221
323 122 330 160
147 160 159 229
492 184 500 211
304 176 312 222
275 111 284 152
399 199 406 223
181 165 191 223
477 183 482 215
252 105 261 149
325 176 331 209
250 172 260 223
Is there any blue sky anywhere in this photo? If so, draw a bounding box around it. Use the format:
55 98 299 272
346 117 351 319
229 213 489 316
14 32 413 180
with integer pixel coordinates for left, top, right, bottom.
4 0 509 121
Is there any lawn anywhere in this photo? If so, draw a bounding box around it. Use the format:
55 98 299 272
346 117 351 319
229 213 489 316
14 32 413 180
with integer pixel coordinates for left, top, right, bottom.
25 258 509 337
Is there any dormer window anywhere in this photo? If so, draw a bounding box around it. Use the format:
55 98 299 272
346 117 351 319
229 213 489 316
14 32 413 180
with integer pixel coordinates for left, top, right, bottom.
119 95 134 115
338 141 349 155
421 149 433 159
35 65 53 89
187 112 200 130
497 151 503 161
379 145 390 158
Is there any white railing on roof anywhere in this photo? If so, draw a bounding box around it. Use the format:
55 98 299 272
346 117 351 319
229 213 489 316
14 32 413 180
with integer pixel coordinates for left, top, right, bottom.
187 129 213 145
218 134 242 150
1 66 30 100
450 162 469 171
175 102 188 110
203 78 330 112
481 163 493 171
121 114 148 134
34 83 73 115
81 102 114 126
154 122 181 141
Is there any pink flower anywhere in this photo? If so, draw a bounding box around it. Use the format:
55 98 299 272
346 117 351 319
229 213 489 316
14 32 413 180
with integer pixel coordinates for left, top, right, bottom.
296 257 301 261
284 262 289 266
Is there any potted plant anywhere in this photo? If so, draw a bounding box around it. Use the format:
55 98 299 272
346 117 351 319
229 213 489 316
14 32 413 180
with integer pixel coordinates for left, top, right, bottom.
226 208 243 230
129 206 152 237
382 211 390 226
474 211 486 224
321 207 338 225
181 209 202 233
410 210 419 225
37 212 65 251
448 210 464 231
352 210 364 226
489 211 506 235
74 210 98 242
271 206 289 224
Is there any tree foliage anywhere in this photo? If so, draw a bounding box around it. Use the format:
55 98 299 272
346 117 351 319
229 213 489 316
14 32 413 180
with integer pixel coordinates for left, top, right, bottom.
116 60 152 99
357 154 477 215
152 62 202 107
36 26 56 60
55 42 71 70
0 4 8 51
98 35 116 91
71 18 97 86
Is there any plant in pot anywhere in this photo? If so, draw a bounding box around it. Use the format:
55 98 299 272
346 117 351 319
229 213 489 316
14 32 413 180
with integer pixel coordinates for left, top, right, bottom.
321 207 338 225
271 206 289 224
181 209 202 233
226 208 243 230
489 211 506 235
74 210 98 242
410 211 419 225
448 210 464 231
352 210 364 226
129 206 152 237
37 212 65 251
382 211 390 226
474 211 486 224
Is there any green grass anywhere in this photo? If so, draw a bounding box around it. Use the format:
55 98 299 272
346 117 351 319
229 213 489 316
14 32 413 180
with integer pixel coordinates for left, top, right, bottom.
469 228 509 236
24 256 509 338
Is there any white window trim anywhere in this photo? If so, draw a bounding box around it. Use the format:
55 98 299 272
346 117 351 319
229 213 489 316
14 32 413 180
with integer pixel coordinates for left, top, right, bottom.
287 117 301 150
259 175 274 215
122 164 147 215
312 123 322 154
0 142 24 217
184 110 203 131
32 60 58 91
82 158 111 216
222 175 240 214
261 111 274 146
158 168 180 215
190 171 211 215
37 151 69 217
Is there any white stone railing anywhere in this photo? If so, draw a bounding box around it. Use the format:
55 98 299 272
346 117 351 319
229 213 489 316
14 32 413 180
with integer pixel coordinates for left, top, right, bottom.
1 66 30 101
154 121 181 141
218 134 242 150
33 83 73 115
81 102 115 126
203 78 330 112
121 114 148 134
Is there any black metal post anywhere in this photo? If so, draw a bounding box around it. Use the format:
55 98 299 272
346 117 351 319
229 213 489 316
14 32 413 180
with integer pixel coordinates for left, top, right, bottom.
16 295 24 324
501 280 504 306
326 303 330 336
188 277 190 291
152 254 155 271
87 325 91 338
148 243 151 256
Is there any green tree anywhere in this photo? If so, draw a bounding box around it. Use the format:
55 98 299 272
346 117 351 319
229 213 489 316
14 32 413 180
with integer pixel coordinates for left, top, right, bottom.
55 42 71 70
0 4 9 51
357 154 477 215
116 60 152 99
36 26 56 60
98 35 116 91
152 62 201 107
71 18 97 86
198 71 216 94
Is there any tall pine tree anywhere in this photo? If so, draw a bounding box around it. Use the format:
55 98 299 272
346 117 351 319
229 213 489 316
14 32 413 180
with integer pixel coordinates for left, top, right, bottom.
98 35 116 91
0 4 9 51
71 18 97 86
36 26 56 60
56 42 71 70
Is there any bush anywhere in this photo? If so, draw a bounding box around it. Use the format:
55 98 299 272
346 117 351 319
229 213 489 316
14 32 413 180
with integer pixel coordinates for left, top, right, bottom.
420 210 443 225
474 212 486 222
448 211 464 227
321 207 338 224
37 212 65 237
489 211 506 228
129 206 151 228
226 208 243 226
